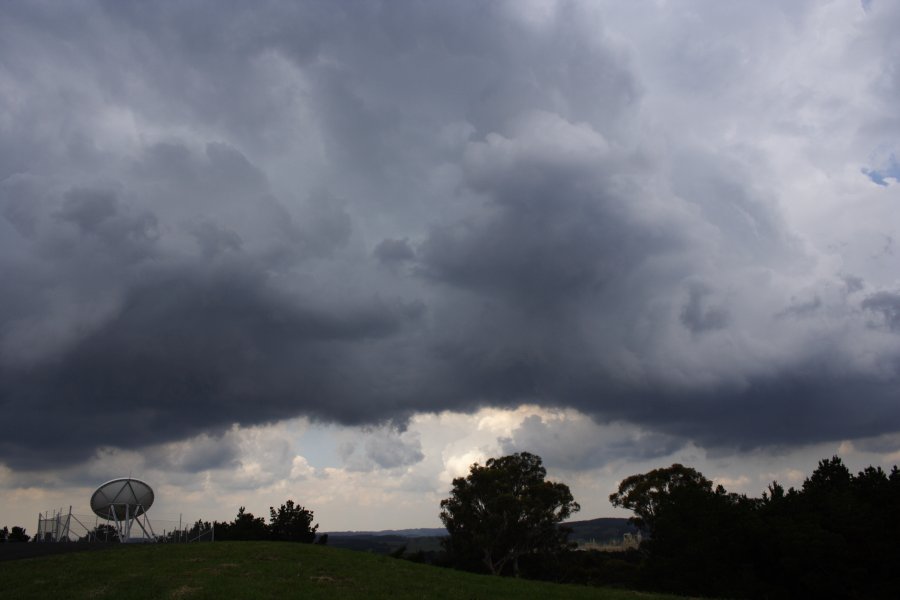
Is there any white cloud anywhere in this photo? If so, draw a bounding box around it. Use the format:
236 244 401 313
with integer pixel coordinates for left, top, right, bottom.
5 406 900 530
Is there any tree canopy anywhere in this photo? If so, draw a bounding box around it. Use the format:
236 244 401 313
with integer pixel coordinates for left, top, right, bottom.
609 456 900 598
439 451 580 576
217 506 269 541
269 500 317 542
89 524 120 542
608 463 713 531
213 501 319 543
6 526 31 543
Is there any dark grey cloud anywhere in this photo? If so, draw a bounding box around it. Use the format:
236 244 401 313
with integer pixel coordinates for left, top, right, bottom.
499 414 684 471
776 296 822 319
842 275 865 295
0 128 435 470
148 434 241 474
420 111 688 313
853 432 900 454
373 238 415 265
339 430 424 472
681 284 729 334
0 260 425 469
862 291 900 331
189 221 243 259
3 0 900 472
55 186 160 262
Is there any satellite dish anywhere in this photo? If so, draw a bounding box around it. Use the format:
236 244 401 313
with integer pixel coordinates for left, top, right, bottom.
90 478 156 542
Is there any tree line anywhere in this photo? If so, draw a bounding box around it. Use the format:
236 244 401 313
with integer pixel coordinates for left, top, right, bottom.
109 499 324 543
608 457 900 598
436 452 900 599
0 526 31 543
200 500 325 544
1 499 323 545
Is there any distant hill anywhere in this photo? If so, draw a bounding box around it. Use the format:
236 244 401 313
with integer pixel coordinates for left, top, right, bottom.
324 528 446 553
326 527 446 538
564 518 638 543
323 517 636 554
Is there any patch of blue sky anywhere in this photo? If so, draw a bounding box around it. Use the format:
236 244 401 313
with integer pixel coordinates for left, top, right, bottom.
863 153 900 186
293 424 346 468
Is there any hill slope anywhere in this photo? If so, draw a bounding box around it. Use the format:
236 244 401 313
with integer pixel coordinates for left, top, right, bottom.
3 541 681 600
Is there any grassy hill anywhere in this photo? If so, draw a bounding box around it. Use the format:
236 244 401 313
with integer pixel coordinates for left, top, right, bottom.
3 541 685 599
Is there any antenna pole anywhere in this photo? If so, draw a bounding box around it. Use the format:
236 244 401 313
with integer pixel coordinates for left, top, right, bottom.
125 503 131 541
63 506 72 542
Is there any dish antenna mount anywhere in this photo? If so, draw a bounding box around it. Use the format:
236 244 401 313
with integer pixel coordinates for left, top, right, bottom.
90 478 156 542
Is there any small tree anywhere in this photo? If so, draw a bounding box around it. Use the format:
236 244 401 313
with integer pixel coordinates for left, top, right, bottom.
269 500 317 542
95 523 120 542
439 452 580 576
8 526 31 543
227 507 269 540
188 519 213 542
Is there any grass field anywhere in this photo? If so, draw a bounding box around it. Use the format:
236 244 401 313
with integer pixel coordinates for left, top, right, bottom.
2 542 686 599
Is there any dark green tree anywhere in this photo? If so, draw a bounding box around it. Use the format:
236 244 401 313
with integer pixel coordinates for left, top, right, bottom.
269 500 317 542
0 526 8 542
439 452 580 576
187 519 213 542
759 456 900 598
608 463 712 532
610 456 900 598
610 464 767 596
98 523 120 542
79 523 119 542
226 507 269 540
8 526 31 542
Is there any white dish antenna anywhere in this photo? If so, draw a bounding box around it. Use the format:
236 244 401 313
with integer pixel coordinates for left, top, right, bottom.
90 478 156 542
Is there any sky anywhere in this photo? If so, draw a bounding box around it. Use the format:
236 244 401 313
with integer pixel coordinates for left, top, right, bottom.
2 0 900 532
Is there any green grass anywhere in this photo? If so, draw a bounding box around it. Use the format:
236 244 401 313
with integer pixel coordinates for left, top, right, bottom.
2 542 686 599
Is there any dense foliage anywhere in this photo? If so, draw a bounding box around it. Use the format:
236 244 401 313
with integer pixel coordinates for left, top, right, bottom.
608 464 712 530
0 525 31 542
440 452 580 576
610 456 900 598
84 524 120 542
269 500 318 542
213 500 320 543
215 506 269 541
211 500 324 543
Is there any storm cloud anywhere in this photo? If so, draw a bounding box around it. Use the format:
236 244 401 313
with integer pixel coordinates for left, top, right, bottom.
3 0 900 472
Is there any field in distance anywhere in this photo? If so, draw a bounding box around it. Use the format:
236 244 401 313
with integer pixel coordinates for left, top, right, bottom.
4 541 688 600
